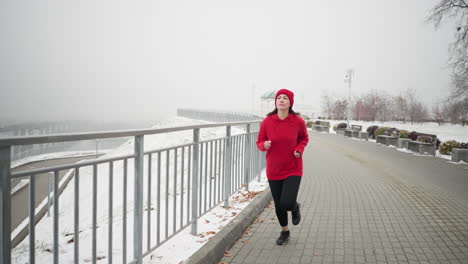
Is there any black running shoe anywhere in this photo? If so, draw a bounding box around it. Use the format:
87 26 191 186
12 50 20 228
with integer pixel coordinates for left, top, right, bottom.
276 231 290 245
292 202 301 225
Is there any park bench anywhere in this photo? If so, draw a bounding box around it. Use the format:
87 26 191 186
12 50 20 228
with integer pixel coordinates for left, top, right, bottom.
407 133 438 155
345 125 362 138
398 138 412 149
312 121 330 133
451 148 468 163
358 131 369 140
336 127 346 135
376 130 400 147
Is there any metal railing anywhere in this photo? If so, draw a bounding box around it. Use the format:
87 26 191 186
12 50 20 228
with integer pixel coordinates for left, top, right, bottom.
0 120 265 264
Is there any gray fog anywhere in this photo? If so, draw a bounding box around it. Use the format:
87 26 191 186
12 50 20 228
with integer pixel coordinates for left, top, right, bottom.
0 0 456 123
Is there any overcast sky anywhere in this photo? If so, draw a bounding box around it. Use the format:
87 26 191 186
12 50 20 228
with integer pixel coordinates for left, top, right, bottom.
0 0 456 123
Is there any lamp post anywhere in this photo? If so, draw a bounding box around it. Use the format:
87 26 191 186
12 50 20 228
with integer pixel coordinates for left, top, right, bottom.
344 68 354 127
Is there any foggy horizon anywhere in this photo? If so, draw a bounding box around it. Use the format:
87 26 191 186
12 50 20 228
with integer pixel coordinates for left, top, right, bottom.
0 0 457 124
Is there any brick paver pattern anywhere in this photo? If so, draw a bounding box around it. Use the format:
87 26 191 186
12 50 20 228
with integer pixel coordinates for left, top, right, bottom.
220 133 468 264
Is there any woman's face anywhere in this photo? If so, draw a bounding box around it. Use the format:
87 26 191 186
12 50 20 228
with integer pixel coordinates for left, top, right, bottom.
276 94 290 110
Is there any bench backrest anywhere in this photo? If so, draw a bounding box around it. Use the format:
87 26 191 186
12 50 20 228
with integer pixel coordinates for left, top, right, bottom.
319 121 330 127
384 128 400 137
351 125 362 131
415 133 437 145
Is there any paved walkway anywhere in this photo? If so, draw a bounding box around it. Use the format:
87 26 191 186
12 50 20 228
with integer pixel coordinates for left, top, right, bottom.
220 132 468 264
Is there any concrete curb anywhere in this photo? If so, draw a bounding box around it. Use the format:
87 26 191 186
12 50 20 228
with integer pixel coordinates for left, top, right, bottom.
186 189 272 264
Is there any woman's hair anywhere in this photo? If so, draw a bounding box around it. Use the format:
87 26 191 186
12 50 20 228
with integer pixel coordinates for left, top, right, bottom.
266 107 300 116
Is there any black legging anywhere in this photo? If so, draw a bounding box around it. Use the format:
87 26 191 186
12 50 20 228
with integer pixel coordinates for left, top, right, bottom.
268 176 302 227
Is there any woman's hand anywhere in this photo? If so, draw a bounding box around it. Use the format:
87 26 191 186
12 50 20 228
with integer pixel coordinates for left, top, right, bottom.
264 140 271 149
294 151 301 158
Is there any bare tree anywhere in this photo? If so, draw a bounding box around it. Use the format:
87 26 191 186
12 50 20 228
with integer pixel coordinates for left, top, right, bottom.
413 102 429 122
441 99 464 123
353 99 364 121
387 95 398 121
320 90 334 119
331 99 348 120
405 88 421 124
448 100 468 125
432 103 446 125
360 90 380 122
428 1 468 115
441 101 456 123
375 90 391 122
392 94 408 122
348 88 439 123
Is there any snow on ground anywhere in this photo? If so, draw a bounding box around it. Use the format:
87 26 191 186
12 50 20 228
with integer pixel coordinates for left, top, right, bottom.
144 175 268 264
11 116 265 264
322 119 468 143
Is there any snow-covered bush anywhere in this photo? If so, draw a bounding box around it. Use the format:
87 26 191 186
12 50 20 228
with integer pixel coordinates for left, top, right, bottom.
408 131 418 141
400 129 408 138
337 123 347 129
384 127 399 136
439 140 461 155
375 127 390 137
333 123 347 132
366 125 379 139
417 135 434 143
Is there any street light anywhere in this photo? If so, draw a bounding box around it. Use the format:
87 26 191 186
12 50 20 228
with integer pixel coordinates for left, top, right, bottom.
344 68 354 127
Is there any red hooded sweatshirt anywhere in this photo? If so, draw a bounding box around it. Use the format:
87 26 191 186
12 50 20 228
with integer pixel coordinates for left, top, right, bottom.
256 113 309 180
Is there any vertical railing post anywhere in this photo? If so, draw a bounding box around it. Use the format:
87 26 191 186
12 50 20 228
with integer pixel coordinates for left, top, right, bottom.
29 175 36 264
0 146 12 264
74 168 80 264
244 124 251 191
191 129 200 235
95 139 98 159
224 126 232 208
134 136 144 264
47 172 52 217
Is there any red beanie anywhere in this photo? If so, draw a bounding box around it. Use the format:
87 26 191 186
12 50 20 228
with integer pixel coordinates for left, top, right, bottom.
275 89 294 107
